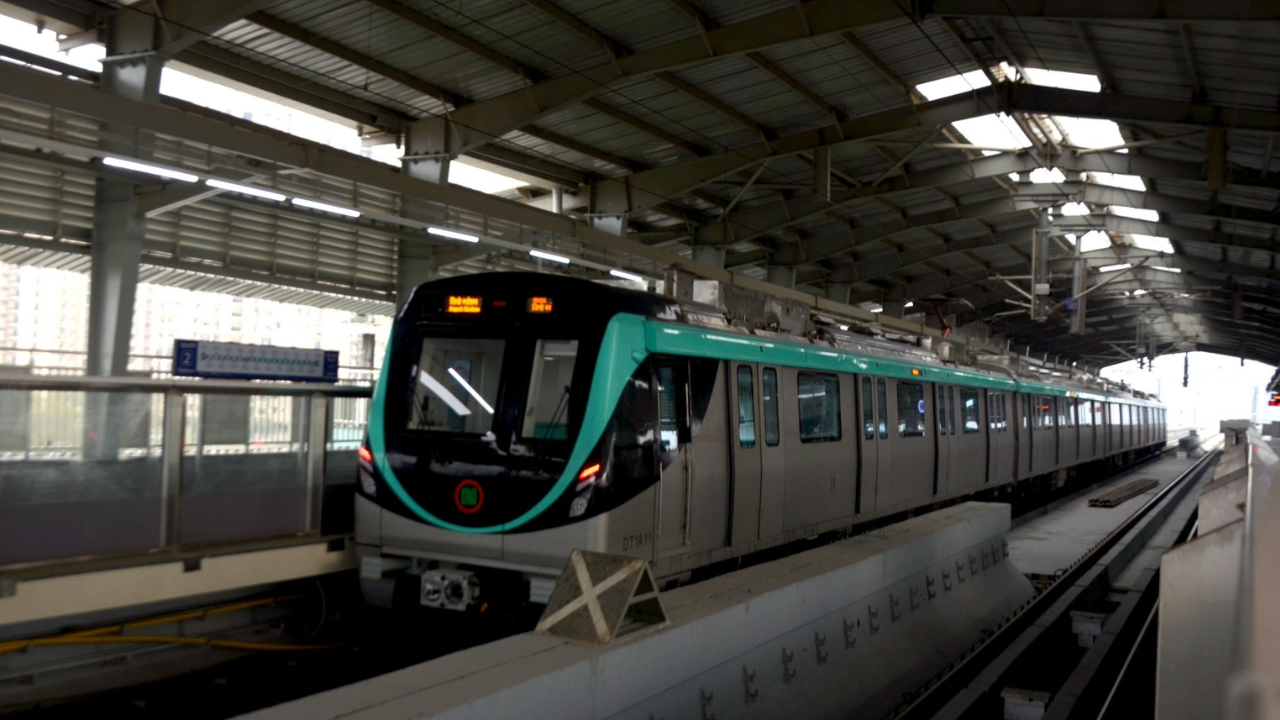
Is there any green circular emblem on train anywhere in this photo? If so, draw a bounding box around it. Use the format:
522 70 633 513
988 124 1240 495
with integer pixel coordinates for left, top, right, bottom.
454 480 484 514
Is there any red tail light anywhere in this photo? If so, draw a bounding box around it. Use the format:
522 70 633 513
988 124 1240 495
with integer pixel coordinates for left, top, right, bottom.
358 445 373 463
578 463 601 481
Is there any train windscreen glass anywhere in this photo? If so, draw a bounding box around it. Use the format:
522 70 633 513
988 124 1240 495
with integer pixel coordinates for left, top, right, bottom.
521 340 579 439
408 338 505 433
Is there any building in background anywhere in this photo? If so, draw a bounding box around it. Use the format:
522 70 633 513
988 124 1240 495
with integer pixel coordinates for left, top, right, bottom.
0 261 390 378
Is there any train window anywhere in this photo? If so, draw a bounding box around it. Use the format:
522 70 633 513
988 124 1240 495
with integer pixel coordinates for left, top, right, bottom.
947 386 956 435
1043 397 1056 429
798 373 841 442
961 389 980 433
1062 399 1074 428
936 385 947 435
657 365 679 452
521 339 579 439
988 392 998 431
763 368 780 447
863 377 875 440
737 366 756 449
876 378 889 439
408 338 505 434
1021 395 1030 430
1001 394 1009 432
897 382 926 437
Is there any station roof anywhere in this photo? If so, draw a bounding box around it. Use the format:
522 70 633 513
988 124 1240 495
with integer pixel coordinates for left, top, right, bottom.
1 0 1279 366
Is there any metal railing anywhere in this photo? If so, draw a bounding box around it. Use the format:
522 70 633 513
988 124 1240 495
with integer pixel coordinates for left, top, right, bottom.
0 346 380 385
0 375 372 568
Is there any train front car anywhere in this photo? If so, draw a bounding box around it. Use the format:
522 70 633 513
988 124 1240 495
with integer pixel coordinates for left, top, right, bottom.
356 273 679 611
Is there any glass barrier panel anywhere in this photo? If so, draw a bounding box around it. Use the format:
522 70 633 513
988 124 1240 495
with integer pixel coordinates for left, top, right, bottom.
179 393 309 546
0 390 163 565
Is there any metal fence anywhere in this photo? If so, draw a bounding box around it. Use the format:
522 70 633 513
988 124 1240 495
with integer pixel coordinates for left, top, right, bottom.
0 375 372 567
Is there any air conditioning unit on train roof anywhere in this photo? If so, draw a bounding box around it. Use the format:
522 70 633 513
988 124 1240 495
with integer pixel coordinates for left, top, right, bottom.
691 280 811 336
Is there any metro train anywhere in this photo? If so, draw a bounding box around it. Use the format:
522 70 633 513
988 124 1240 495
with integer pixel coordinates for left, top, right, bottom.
354 272 1166 610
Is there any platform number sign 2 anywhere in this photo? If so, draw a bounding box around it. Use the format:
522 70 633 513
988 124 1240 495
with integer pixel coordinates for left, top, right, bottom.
173 339 339 382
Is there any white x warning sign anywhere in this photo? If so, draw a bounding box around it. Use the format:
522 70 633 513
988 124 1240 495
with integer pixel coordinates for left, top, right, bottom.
534 550 668 645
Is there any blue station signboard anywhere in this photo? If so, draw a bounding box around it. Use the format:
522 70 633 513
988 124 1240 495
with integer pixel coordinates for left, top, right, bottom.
173 340 340 382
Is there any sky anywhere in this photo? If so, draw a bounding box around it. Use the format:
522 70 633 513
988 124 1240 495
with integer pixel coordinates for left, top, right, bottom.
1101 352 1279 435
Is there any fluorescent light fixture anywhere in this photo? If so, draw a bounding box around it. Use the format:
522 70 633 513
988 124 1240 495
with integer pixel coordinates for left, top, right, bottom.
448 367 494 414
418 370 470 416
1098 263 1132 273
609 269 645 283
205 178 286 202
291 197 361 218
103 156 198 183
1153 265 1182 274
904 301 914 308
1133 289 1149 296
870 307 884 314
427 227 479 243
530 249 570 264
839 324 849 331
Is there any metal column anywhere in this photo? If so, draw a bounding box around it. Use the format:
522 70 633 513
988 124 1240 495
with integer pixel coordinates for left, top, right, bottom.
86 9 164 377
1070 225 1087 334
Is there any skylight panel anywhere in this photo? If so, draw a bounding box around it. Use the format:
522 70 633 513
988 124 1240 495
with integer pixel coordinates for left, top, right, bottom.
1110 206 1159 222
448 161 528 194
1020 68 1102 93
1029 167 1066 183
914 70 991 101
1065 231 1112 253
1131 234 1174 253
1061 202 1090 216
1055 116 1127 151
951 114 1033 156
1088 172 1147 192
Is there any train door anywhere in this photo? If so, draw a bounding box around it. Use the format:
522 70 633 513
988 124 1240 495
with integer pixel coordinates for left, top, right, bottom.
757 367 785 538
857 376 877 514
728 362 761 546
655 361 689 557
875 377 893 510
655 358 730 558
934 383 950 496
1017 394 1032 479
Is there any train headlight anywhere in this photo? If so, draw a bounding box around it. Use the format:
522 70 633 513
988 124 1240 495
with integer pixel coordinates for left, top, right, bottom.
569 494 590 518
358 467 376 496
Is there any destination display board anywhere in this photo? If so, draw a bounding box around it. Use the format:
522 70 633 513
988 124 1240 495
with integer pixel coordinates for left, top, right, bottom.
173 340 339 382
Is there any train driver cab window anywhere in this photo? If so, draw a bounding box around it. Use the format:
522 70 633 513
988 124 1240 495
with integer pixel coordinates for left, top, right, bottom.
798 372 841 442
409 337 506 434
863 377 876 440
762 368 780 447
521 340 580 439
737 366 756 448
657 365 680 452
961 389 980 433
897 382 926 437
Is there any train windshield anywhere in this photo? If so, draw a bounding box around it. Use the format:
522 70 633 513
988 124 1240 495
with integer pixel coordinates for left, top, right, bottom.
406 336 580 439
409 338 506 434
